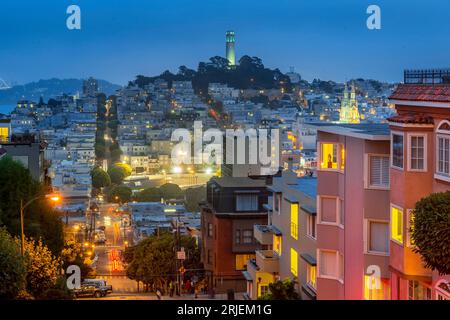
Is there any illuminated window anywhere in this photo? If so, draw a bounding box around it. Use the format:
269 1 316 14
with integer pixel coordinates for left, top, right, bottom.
307 264 317 290
320 143 338 169
340 146 345 170
259 285 269 297
290 248 298 277
407 210 415 247
408 280 431 300
235 254 255 271
273 235 282 256
391 206 403 244
364 277 390 300
0 127 8 142
290 203 298 240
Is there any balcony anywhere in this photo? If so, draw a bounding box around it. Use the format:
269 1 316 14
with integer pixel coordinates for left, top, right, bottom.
254 224 282 246
256 250 279 274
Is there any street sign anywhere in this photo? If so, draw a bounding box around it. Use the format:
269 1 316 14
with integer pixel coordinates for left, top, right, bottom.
177 250 186 260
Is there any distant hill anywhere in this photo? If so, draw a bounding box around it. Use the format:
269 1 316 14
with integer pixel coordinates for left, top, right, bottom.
0 78 121 105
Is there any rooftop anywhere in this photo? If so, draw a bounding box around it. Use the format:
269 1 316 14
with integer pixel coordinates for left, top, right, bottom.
389 84 450 103
311 123 390 141
210 176 268 188
289 176 317 199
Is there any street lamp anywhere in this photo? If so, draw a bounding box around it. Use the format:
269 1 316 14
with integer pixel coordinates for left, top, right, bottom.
20 193 61 256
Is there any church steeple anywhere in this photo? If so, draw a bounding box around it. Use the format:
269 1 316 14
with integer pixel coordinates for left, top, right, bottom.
339 81 361 124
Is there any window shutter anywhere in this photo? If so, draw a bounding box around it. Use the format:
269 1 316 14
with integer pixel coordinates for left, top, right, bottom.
382 157 390 185
370 156 389 187
370 156 381 186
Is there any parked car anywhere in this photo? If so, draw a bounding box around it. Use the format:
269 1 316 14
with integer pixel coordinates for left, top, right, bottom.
83 279 113 294
72 284 106 298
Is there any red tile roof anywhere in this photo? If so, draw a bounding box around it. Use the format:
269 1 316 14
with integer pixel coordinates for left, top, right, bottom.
389 84 450 103
387 114 434 124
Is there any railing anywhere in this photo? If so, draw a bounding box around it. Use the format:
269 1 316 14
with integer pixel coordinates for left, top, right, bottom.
404 68 450 84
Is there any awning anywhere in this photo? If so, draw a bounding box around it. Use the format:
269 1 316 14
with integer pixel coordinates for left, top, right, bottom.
301 204 317 216
300 253 317 266
284 194 299 203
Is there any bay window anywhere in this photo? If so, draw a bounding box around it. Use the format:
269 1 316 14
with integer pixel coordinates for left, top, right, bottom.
437 135 450 177
236 194 258 211
319 143 345 171
408 134 426 171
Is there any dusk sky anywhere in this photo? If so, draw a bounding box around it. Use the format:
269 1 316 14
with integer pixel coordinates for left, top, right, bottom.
0 0 449 85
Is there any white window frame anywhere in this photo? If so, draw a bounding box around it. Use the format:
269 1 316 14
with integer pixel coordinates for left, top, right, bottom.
317 196 343 228
306 214 317 240
317 142 344 173
407 133 427 172
364 153 390 190
435 131 450 183
391 131 405 170
390 204 404 246
317 249 343 283
364 219 390 256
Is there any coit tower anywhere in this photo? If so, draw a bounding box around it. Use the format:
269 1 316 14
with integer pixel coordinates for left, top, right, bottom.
225 31 236 67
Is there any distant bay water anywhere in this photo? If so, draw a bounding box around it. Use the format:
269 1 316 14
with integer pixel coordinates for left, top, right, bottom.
0 104 14 115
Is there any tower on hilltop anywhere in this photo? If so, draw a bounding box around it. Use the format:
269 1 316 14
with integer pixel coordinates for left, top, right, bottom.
226 31 236 67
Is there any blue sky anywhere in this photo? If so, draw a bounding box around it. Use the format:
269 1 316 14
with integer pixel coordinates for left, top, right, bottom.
0 0 449 84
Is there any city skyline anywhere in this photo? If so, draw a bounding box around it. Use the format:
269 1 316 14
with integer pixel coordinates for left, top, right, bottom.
0 0 449 85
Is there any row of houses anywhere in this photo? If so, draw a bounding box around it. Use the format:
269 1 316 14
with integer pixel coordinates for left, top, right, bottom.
200 76 450 300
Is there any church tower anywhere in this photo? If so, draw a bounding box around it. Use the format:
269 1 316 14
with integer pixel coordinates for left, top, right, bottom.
339 82 360 124
226 31 236 67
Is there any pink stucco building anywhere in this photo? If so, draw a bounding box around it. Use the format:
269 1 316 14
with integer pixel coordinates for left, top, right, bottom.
315 124 391 299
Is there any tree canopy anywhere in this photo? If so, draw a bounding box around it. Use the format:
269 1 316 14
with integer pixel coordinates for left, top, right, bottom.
411 191 450 275
125 232 201 290
0 228 27 299
136 187 162 202
20 237 61 298
129 55 292 96
107 164 129 185
0 156 64 255
108 185 132 203
159 183 183 200
91 167 111 189
259 279 300 300
184 186 206 212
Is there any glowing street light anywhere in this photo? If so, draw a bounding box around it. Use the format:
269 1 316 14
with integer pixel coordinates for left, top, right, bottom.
19 193 62 255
